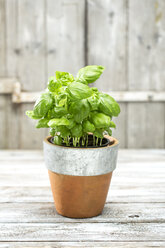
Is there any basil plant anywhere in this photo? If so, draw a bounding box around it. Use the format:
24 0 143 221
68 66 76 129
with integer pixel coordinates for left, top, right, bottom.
26 65 120 147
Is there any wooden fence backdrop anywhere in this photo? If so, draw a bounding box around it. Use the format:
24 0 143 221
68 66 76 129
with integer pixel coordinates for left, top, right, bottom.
0 0 165 149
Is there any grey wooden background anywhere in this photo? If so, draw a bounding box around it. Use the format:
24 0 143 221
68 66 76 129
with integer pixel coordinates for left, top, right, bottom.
0 0 165 149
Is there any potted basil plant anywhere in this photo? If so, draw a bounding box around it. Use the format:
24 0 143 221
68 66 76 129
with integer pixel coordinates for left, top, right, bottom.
26 65 120 218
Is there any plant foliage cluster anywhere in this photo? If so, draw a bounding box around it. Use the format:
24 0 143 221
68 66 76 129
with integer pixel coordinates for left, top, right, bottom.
26 65 120 147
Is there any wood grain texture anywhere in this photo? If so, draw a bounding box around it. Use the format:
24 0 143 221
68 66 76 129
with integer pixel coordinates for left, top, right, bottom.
127 0 165 148
4 0 23 146
0 0 7 148
128 0 165 91
87 0 127 148
1 0 165 149
16 0 46 149
0 241 165 248
87 0 127 91
0 186 164 204
0 149 164 245
3 0 20 149
5 0 47 149
46 0 85 77
0 78 17 93
0 202 164 223
0 0 6 77
0 223 164 241
128 102 165 148
0 242 165 248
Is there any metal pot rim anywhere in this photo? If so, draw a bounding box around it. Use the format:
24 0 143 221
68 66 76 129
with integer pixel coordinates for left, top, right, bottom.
44 135 119 150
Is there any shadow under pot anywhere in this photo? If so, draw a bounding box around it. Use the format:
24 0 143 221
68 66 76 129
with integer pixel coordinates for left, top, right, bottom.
43 135 119 218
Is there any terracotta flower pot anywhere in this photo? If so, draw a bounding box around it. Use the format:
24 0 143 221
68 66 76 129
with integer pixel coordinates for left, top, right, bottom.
43 135 119 218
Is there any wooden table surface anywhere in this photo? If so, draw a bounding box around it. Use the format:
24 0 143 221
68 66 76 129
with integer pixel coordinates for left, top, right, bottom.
0 149 164 248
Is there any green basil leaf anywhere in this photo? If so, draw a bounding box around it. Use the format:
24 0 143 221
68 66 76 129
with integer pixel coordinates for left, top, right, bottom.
55 126 70 138
77 65 105 84
90 112 111 128
48 117 70 127
67 82 92 100
25 110 41 119
47 108 58 119
53 136 62 145
50 128 55 136
56 93 67 107
75 76 88 85
47 109 56 119
99 93 120 117
91 87 99 93
67 118 76 129
36 118 49 128
47 106 68 119
105 128 112 136
71 124 83 137
87 94 100 111
109 121 116 128
93 129 104 138
54 106 68 117
69 99 90 123
48 77 62 92
82 120 95 133
56 71 74 85
33 93 53 118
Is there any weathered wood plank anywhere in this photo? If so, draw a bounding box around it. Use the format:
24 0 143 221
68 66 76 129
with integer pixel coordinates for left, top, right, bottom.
3 0 46 149
46 0 85 77
108 91 165 102
0 0 6 77
0 0 7 149
16 0 46 149
112 103 126 148
0 202 164 223
0 78 17 93
0 95 7 148
0 223 164 241
0 186 164 203
87 0 127 91
4 0 21 149
128 102 165 148
128 0 165 91
16 0 46 92
0 150 44 160
128 0 165 148
6 0 18 80
87 0 127 148
0 242 165 248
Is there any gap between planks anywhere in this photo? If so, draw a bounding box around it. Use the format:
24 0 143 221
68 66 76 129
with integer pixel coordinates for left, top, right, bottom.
0 241 165 248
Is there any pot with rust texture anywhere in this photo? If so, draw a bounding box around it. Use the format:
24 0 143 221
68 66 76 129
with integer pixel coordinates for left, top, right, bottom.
43 135 119 218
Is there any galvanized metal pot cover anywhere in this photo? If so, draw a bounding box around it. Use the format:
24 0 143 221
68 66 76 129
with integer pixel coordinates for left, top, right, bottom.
43 135 119 176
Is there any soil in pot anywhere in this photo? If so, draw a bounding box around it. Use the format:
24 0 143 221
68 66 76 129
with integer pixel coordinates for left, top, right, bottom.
49 134 114 148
